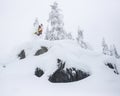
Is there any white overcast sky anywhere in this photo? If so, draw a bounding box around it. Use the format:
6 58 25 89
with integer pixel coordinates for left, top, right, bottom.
0 0 120 57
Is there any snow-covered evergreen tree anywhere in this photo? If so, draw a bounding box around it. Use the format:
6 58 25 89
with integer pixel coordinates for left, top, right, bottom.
102 38 109 55
76 28 83 42
112 45 120 59
33 18 39 34
76 28 87 49
102 40 120 59
109 45 113 56
66 33 73 40
45 2 67 40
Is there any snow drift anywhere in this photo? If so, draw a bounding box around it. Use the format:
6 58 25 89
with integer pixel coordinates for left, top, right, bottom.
0 39 120 96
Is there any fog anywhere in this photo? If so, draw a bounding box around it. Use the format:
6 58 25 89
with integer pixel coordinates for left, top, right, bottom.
0 0 120 57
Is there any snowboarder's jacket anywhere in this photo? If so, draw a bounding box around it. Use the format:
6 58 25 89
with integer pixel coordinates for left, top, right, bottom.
35 24 43 36
38 25 42 34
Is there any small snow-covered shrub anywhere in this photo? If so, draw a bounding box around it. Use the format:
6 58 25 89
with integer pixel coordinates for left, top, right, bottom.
18 50 26 59
49 59 90 83
35 67 44 77
35 46 48 56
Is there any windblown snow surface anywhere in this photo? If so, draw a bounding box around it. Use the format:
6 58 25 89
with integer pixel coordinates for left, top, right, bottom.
0 40 120 96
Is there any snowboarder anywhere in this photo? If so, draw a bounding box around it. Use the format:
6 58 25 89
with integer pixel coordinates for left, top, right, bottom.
35 24 43 36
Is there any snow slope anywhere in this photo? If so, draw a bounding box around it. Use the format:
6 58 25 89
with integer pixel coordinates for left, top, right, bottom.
0 40 120 96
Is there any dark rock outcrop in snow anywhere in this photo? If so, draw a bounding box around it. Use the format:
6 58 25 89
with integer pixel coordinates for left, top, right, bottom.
49 59 90 83
18 50 26 59
105 62 119 75
35 46 48 56
35 67 44 77
105 63 114 69
3 65 6 68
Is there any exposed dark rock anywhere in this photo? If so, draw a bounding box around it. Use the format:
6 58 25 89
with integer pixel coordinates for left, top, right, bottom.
105 63 114 69
49 59 90 83
105 63 119 75
3 65 6 68
18 50 26 59
35 67 44 77
35 46 48 56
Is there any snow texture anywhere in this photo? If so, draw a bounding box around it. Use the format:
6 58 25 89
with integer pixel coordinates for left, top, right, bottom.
0 40 120 96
